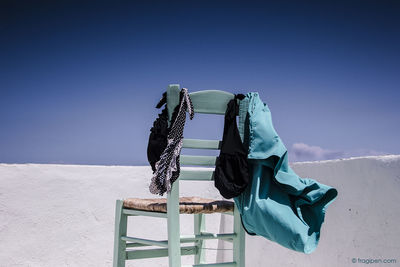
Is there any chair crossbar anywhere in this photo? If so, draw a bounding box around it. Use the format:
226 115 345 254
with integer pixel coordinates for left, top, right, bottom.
126 246 197 260
126 242 149 248
196 232 234 243
121 236 169 248
123 232 236 249
180 233 236 242
183 263 237 267
122 208 167 218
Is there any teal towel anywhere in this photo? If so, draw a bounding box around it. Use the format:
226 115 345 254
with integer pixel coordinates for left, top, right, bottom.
234 92 338 254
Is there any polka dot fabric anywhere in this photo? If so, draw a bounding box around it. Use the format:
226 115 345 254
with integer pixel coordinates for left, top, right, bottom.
149 88 194 196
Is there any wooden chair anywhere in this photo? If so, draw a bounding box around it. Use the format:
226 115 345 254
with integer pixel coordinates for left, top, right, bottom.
113 84 245 267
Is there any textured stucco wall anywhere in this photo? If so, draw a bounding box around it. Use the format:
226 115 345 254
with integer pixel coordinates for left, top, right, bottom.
1 155 399 267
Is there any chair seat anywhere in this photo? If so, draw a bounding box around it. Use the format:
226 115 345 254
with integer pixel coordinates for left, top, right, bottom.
123 196 234 214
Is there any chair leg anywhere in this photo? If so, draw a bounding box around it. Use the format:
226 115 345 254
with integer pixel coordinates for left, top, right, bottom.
113 200 127 267
194 214 206 264
233 205 245 267
167 188 181 267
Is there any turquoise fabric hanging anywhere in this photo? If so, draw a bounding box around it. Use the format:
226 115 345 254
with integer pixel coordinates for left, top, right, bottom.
234 92 338 254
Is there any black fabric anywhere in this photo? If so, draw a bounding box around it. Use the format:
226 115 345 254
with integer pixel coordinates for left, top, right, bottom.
214 95 249 199
147 92 170 172
155 92 167 108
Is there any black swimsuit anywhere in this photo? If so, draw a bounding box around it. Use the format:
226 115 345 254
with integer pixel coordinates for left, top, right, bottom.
214 94 249 199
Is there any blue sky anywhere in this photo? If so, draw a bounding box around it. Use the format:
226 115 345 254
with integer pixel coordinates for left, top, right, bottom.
1 1 399 165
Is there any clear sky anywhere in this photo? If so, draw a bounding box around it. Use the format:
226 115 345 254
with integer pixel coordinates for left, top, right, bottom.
1 1 399 165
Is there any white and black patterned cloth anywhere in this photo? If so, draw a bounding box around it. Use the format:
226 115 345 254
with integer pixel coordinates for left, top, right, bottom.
149 88 194 195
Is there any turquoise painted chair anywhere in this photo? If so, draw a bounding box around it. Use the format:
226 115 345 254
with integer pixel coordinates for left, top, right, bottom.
113 84 245 267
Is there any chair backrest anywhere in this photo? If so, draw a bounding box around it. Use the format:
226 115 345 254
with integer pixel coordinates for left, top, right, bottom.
165 84 235 202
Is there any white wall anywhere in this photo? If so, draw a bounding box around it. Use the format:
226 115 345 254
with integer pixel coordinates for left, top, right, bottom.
0 155 399 267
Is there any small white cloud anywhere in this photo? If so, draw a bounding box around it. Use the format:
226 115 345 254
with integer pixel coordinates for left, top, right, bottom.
289 143 389 162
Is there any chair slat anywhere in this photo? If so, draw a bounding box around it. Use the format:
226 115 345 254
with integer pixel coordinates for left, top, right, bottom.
167 87 233 118
182 139 221 150
180 155 217 166
179 170 215 181
189 90 234 114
